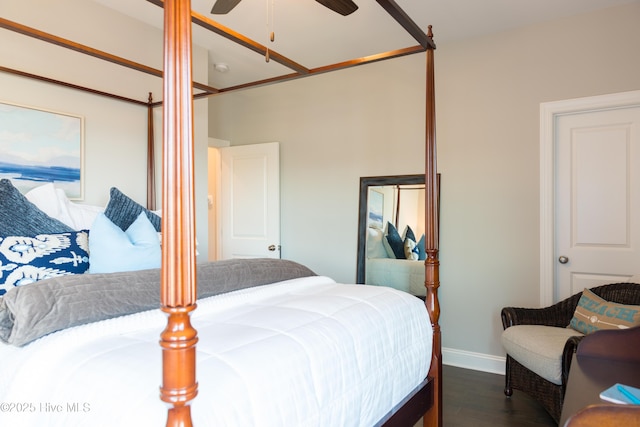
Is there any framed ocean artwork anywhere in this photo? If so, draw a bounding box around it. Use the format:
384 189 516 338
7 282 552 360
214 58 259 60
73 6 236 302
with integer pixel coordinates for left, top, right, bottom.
0 101 84 200
368 189 384 229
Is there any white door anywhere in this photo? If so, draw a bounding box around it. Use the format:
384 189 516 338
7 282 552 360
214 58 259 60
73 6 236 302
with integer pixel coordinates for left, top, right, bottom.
554 103 640 300
219 142 280 259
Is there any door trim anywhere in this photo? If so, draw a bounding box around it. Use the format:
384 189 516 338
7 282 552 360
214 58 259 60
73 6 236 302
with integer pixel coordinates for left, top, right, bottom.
540 90 640 306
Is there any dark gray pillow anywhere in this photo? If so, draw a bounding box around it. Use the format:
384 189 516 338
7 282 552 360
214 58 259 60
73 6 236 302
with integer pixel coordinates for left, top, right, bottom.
0 179 73 237
103 187 161 231
385 222 405 259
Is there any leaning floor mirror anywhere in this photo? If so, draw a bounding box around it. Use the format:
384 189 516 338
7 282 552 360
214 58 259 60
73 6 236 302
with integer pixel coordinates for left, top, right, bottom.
356 174 440 297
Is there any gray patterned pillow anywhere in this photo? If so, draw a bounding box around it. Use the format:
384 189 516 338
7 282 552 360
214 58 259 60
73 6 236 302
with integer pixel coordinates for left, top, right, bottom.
103 187 161 232
0 179 73 238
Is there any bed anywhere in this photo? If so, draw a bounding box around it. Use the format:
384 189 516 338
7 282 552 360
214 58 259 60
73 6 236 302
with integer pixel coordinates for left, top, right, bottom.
0 259 432 426
366 227 426 297
0 1 441 426
367 258 425 297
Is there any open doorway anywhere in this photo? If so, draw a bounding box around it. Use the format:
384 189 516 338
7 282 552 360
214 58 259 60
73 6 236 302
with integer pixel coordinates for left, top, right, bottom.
207 145 222 261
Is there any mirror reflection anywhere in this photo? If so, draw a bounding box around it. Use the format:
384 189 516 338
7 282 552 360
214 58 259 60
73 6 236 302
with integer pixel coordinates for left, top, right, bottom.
356 175 427 296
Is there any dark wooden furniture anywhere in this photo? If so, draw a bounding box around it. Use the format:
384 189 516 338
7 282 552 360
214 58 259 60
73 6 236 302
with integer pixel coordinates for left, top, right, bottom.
564 405 640 427
1 1 442 426
560 326 640 427
501 282 640 422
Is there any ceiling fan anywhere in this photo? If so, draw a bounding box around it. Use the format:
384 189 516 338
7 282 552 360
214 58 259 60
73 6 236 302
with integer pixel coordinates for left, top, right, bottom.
211 0 358 16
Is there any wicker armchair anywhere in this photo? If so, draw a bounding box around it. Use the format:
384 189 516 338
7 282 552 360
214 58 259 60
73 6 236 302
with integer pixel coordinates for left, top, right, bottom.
500 282 640 422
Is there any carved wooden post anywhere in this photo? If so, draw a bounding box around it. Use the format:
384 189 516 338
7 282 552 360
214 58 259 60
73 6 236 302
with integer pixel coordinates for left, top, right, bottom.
423 25 442 427
160 1 198 426
147 92 157 211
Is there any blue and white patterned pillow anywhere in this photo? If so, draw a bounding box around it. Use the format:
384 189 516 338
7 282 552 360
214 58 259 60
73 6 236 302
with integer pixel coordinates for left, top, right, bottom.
0 230 90 296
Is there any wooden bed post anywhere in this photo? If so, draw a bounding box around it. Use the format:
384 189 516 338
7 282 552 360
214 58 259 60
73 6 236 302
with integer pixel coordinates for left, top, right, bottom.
160 1 199 426
147 92 157 211
423 25 442 427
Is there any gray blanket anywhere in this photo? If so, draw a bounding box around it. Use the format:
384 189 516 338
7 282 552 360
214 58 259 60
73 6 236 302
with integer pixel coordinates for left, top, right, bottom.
0 258 316 347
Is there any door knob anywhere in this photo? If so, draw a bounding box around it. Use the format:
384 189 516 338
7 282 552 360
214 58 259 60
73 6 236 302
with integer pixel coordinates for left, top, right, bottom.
268 244 280 251
558 256 569 264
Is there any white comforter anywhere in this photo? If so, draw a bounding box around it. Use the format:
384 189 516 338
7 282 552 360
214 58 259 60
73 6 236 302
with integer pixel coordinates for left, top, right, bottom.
0 276 432 427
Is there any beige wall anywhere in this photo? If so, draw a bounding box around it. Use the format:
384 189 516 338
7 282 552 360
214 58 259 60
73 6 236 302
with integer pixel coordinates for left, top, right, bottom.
208 3 640 366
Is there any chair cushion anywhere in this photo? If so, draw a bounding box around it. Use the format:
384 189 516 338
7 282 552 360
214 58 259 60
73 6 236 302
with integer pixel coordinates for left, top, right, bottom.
501 325 584 385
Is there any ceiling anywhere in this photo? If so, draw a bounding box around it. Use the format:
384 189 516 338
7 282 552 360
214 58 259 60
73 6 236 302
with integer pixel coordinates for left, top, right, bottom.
92 0 638 90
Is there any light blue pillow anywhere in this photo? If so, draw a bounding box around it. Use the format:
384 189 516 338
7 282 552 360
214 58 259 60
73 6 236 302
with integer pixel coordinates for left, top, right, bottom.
416 234 427 261
89 212 161 274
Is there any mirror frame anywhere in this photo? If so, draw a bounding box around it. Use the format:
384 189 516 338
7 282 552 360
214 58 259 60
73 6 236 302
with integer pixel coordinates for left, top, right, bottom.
356 174 425 284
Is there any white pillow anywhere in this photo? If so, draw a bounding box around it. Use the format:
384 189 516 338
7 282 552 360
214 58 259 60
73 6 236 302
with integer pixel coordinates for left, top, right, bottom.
26 183 103 230
89 212 161 274
367 227 389 259
55 188 103 230
25 183 69 223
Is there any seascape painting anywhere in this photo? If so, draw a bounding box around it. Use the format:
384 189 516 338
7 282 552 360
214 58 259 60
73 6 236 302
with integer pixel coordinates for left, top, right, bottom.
0 101 83 199
368 189 384 229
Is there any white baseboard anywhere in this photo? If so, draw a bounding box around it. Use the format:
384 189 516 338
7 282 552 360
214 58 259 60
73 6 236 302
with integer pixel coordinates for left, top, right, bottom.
442 347 505 375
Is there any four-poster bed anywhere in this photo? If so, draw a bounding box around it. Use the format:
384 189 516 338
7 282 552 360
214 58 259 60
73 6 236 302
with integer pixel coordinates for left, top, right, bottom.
0 1 441 425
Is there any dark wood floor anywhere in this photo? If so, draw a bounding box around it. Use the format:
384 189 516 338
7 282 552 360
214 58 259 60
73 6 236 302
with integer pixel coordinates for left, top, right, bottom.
416 365 557 427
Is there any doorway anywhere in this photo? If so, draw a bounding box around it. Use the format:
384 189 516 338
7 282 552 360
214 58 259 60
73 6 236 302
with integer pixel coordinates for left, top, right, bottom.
540 90 640 304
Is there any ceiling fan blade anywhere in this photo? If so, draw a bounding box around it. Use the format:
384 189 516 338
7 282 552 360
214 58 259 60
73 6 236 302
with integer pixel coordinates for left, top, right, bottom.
211 0 242 14
315 0 358 16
